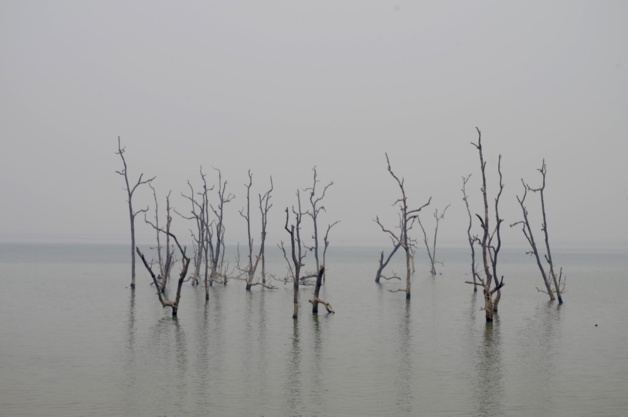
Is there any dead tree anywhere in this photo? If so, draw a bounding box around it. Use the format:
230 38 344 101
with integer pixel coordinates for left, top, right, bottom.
209 168 235 286
462 174 480 291
239 171 274 290
490 153 505 312
511 160 565 303
284 192 306 319
309 265 335 314
115 136 155 290
136 230 191 317
304 167 339 282
464 128 505 322
418 204 450 275
375 153 431 299
177 168 211 298
258 184 273 287
144 184 175 293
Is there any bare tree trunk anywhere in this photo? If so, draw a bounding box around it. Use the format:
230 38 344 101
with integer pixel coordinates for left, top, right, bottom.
405 244 412 299
242 170 255 291
162 196 175 292
285 193 305 319
536 162 564 305
304 167 337 283
257 177 274 288
130 210 137 288
240 171 274 291
115 136 154 290
200 171 211 296
477 130 494 320
210 168 235 287
261 256 267 286
490 155 504 312
375 153 430 300
311 265 324 314
466 128 505 322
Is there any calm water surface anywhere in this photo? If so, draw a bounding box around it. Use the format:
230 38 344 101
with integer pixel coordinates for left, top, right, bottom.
0 243 627 416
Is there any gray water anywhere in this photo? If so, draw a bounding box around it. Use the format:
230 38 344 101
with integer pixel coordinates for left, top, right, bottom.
1 243 627 416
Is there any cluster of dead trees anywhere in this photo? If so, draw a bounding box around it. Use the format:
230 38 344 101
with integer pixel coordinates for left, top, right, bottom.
461 128 565 322
371 130 507 322
280 167 339 318
373 128 566 323
118 128 567 323
116 138 338 318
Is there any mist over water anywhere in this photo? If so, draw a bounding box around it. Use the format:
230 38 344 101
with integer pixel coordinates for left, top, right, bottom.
1 243 627 416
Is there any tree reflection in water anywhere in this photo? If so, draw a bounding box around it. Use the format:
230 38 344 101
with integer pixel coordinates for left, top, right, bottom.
474 316 504 417
285 319 302 415
394 302 413 414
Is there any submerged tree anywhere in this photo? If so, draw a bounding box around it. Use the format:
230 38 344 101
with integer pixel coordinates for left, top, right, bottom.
177 168 211 297
375 153 431 299
464 128 505 322
303 167 339 282
239 170 274 290
178 167 234 298
283 193 306 319
512 160 565 303
136 229 191 317
144 184 175 293
418 204 450 275
208 168 235 286
115 136 155 290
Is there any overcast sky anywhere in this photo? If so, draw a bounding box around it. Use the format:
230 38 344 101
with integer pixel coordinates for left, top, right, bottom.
1 1 626 251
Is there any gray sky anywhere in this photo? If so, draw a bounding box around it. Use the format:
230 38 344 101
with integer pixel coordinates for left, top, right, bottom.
1 1 626 250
